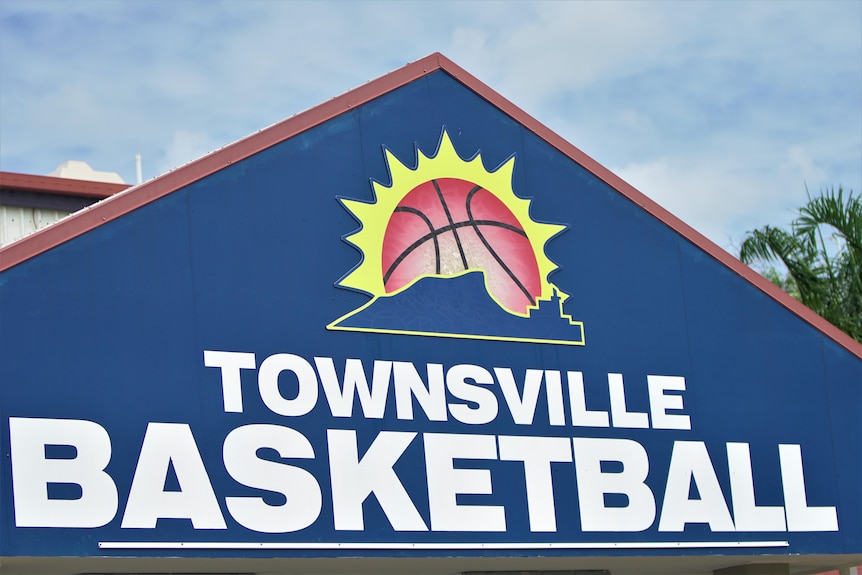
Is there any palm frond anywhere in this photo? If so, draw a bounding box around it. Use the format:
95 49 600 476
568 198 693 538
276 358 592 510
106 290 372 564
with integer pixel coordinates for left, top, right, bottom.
740 186 861 343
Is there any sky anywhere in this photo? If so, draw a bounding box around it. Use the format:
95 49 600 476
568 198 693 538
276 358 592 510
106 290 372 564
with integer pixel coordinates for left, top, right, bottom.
0 0 860 254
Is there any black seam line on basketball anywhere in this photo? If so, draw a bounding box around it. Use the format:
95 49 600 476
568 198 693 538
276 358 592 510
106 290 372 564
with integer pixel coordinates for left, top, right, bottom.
382 220 528 285
394 206 441 275
432 179 469 270
466 185 536 307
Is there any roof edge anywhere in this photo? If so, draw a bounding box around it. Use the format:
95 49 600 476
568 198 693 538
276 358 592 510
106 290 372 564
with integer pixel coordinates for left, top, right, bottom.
1 52 859 359
0 171 130 198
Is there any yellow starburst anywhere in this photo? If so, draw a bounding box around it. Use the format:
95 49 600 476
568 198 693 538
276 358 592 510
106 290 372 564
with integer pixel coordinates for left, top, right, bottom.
337 129 567 317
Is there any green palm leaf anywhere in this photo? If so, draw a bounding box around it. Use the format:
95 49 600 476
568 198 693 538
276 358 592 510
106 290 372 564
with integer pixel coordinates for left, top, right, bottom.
740 187 862 343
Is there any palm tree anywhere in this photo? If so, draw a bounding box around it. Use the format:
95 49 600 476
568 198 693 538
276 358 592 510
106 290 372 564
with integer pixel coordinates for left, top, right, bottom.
740 186 862 343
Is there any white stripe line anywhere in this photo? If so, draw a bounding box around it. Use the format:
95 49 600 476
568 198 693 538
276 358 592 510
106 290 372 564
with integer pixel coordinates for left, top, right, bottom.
99 541 790 550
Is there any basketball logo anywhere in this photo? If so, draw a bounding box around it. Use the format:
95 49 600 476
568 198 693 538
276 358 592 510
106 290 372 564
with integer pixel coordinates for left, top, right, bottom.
382 177 541 315
329 129 584 346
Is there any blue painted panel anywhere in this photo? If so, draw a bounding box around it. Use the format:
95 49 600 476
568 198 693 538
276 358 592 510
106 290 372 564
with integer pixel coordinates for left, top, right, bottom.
822 338 862 553
1 71 859 558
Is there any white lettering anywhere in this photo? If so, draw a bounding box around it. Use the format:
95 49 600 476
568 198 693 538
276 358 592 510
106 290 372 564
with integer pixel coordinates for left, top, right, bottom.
572 437 655 531
727 442 786 531
495 367 543 425
258 353 318 417
203 350 256 413
425 433 505 531
394 362 447 421
659 441 734 532
314 357 391 419
567 371 609 427
223 424 321 533
499 435 572 532
647 375 690 430
447 363 498 425
328 429 427 531
608 373 649 428
779 444 838 531
121 423 225 529
9 417 118 528
543 370 566 426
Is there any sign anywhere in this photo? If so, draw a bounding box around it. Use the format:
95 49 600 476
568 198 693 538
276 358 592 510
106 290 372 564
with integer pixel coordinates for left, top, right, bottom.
329 130 583 346
1 59 859 560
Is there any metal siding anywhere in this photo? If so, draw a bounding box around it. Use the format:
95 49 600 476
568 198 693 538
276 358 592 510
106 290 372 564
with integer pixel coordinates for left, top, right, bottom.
0 205 68 246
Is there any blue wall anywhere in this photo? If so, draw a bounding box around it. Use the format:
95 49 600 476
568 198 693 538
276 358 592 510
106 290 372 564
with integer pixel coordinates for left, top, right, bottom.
1 71 859 558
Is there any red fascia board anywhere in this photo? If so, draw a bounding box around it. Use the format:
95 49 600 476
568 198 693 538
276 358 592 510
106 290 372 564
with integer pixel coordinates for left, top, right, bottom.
0 52 859 359
0 171 130 198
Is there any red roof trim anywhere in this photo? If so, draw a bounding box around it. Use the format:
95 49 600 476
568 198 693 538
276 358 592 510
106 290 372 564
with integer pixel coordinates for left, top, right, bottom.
1 53 859 359
0 171 130 198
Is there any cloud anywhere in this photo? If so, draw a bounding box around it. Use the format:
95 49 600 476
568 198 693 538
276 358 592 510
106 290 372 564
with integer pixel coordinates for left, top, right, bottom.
0 0 859 250
613 141 835 252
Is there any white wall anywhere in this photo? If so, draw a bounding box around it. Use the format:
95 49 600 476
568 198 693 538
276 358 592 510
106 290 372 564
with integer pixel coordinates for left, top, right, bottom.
0 205 68 247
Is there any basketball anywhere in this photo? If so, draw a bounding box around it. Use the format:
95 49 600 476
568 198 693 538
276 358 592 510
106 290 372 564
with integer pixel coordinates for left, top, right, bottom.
381 177 541 315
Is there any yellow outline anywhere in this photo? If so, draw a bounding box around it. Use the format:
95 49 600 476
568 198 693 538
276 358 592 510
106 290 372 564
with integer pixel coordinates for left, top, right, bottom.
327 323 585 347
330 129 585 346
327 288 585 346
338 129 565 317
